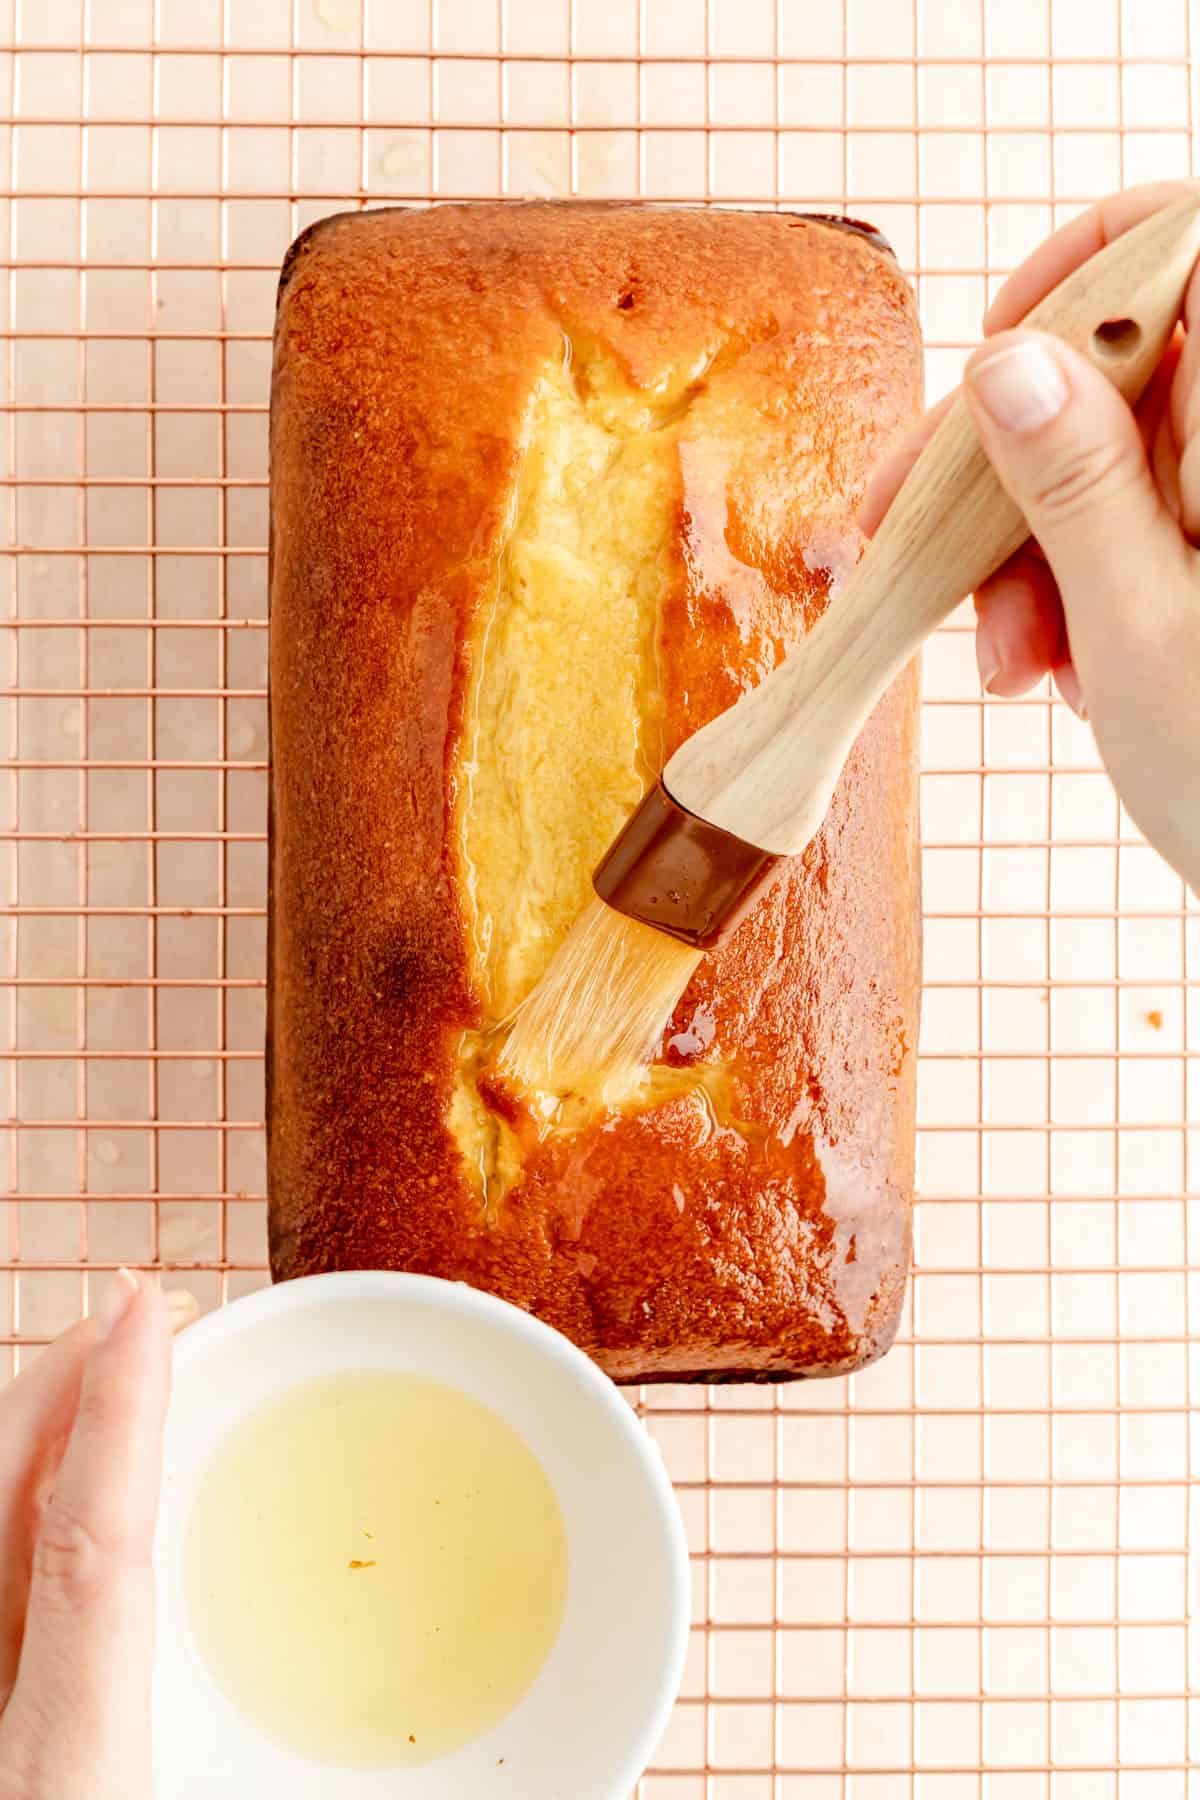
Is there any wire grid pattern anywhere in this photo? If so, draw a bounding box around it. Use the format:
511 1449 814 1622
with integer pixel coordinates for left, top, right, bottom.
2 0 1199 1791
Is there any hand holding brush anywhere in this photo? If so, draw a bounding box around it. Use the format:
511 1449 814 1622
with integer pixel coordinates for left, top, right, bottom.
497 184 1200 1107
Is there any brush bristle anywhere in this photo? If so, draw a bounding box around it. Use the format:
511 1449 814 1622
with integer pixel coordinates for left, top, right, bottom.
494 896 702 1106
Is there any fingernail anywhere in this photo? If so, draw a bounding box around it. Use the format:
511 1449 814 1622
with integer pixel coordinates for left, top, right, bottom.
968 339 1069 433
977 617 1002 694
165 1288 200 1334
95 1266 140 1339
1055 664 1089 720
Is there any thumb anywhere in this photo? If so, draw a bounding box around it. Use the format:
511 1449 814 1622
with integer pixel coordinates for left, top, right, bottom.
3 1271 170 1797
964 328 1181 687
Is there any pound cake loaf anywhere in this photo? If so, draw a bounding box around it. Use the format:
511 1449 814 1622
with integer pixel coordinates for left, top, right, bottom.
268 202 923 1382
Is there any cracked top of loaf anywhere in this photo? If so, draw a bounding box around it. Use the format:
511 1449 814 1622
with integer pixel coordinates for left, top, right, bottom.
268 202 923 1382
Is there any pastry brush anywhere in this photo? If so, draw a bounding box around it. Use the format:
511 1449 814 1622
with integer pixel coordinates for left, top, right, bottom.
496 193 1200 1106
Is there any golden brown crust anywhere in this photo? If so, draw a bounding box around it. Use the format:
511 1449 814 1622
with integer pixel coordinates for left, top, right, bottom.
267 202 923 1382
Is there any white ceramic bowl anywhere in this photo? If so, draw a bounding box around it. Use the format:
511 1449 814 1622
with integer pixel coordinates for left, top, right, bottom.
153 1271 690 1800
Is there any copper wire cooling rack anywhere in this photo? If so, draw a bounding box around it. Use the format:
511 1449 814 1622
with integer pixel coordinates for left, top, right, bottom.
3 0 1199 1792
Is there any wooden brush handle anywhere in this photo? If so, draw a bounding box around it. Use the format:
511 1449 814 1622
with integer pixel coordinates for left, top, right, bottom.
664 193 1200 856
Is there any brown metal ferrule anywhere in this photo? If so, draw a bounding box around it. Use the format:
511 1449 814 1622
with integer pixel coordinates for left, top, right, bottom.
593 780 783 951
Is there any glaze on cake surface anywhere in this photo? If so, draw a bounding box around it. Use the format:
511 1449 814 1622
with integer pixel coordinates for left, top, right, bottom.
268 202 923 1381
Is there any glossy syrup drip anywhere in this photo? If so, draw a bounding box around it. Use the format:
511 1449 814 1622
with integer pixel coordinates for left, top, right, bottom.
792 213 896 258
479 1045 810 1190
